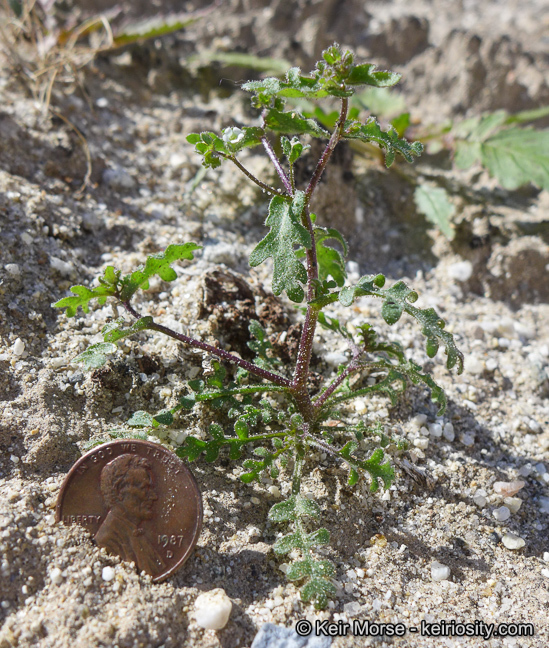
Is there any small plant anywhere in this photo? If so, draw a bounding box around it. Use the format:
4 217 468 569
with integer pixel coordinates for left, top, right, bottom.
53 44 463 609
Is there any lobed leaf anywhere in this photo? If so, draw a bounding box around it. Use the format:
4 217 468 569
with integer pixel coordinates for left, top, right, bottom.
343 118 423 167
242 44 402 107
331 277 463 373
52 266 119 317
300 577 337 610
264 109 328 138
73 342 117 370
102 317 153 343
281 136 310 164
249 193 311 302
120 243 201 301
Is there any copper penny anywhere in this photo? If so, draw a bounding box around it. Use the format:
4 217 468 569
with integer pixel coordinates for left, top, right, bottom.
56 439 203 582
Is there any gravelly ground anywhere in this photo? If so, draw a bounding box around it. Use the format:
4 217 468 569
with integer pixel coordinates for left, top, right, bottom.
1 1 548 647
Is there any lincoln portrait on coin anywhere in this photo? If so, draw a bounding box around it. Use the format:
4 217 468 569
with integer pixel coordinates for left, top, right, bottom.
95 454 166 574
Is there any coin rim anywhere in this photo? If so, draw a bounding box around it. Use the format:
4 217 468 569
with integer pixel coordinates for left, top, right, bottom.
55 439 203 582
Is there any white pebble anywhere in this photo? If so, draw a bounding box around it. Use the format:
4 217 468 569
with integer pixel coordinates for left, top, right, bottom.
467 356 484 375
101 566 115 582
354 399 367 413
493 506 511 522
428 423 443 438
544 552 549 563
50 256 74 276
485 358 498 372
324 351 348 367
447 260 473 282
502 533 525 550
50 568 63 585
473 489 487 507
542 569 549 579
413 437 429 450
460 433 475 446
503 497 522 514
493 481 525 497
13 338 25 356
268 485 281 497
4 263 20 276
431 561 451 582
443 423 455 442
194 588 232 630
10 455 20 464
410 414 427 429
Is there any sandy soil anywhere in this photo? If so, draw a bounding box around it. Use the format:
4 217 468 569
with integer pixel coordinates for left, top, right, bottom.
1 1 548 647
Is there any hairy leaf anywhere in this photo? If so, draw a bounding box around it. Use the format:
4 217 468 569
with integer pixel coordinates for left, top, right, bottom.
327 277 463 373
300 577 337 610
249 194 311 302
414 184 455 240
102 317 153 343
281 136 310 164
247 320 281 369
264 109 328 138
120 243 201 301
73 342 117 370
52 266 119 317
127 410 157 427
242 45 402 107
296 226 348 287
343 118 423 167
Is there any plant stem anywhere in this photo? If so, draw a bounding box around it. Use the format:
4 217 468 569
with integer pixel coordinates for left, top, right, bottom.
261 136 293 195
305 97 348 203
121 301 291 388
219 153 280 196
292 307 319 391
313 359 363 410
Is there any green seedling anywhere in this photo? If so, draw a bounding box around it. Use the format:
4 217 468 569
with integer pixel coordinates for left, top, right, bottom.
53 44 463 609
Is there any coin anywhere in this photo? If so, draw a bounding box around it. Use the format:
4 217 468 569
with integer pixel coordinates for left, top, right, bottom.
56 439 203 582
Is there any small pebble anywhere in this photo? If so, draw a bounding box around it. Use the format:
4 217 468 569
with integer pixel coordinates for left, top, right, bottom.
50 256 74 276
443 423 455 442
493 481 525 497
101 567 115 582
194 588 232 630
542 569 549 579
493 506 511 522
13 338 25 357
473 489 487 507
410 414 427 429
467 356 484 375
503 497 522 514
4 263 20 276
428 423 443 438
502 533 525 550
543 552 549 562
447 260 473 282
50 568 63 585
431 561 451 582
460 433 475 446
413 437 429 450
